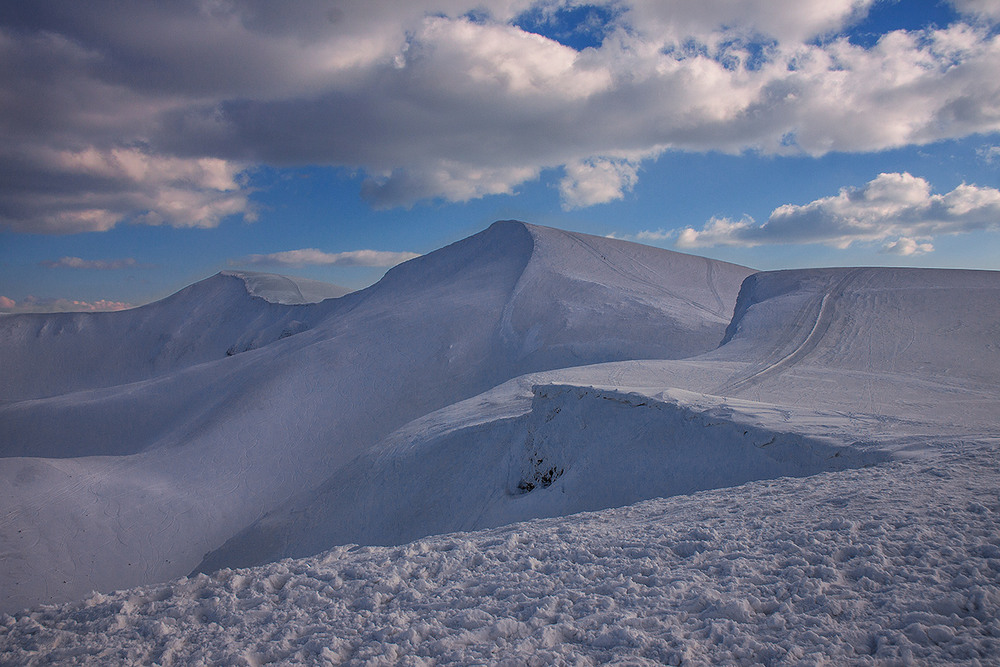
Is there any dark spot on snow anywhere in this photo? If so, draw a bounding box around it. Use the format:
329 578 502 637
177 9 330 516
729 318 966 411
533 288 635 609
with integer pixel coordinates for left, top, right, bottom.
517 453 564 494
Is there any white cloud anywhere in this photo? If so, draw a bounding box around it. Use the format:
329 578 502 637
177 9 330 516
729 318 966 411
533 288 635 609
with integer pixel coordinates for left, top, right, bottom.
881 237 935 256
39 257 140 270
559 158 639 209
978 145 1000 163
3 1 1000 227
361 162 541 209
635 229 674 242
241 249 419 268
676 173 1000 251
950 0 1000 20
0 295 133 314
621 0 875 44
1 147 251 233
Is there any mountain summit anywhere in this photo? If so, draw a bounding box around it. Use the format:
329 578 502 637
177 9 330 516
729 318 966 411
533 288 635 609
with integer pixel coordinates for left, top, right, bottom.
0 221 753 611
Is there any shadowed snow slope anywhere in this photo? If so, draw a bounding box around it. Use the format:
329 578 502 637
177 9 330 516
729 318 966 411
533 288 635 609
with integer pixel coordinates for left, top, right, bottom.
0 221 754 612
1 224 998 664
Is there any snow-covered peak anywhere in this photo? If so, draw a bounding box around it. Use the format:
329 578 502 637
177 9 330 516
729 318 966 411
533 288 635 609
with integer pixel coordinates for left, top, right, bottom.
220 270 350 305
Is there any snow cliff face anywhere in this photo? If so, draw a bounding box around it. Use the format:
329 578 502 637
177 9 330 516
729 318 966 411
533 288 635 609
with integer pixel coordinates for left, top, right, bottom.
0 221 755 612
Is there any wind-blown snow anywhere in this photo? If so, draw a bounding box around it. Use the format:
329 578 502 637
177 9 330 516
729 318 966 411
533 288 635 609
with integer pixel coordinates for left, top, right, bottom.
1 221 998 664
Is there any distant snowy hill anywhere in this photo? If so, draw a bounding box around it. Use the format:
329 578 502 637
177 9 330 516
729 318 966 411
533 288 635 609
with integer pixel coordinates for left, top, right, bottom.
222 270 351 305
0 271 350 401
0 221 754 613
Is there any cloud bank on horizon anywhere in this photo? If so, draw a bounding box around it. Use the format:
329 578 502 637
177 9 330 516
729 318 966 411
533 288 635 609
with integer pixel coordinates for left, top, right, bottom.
238 249 420 268
2 0 999 254
673 172 1000 253
0 294 133 314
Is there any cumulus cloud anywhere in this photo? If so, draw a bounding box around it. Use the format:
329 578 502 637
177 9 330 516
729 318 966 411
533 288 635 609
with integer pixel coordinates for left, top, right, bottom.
39 256 140 270
559 158 639 209
0 146 251 233
240 249 419 268
881 237 935 256
0 295 132 314
2 1 1000 228
676 173 1000 251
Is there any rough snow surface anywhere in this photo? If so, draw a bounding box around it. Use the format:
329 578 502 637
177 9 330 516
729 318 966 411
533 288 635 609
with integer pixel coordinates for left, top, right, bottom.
3 448 998 665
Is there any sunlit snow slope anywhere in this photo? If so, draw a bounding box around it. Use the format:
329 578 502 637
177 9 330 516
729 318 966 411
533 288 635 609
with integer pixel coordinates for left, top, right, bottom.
0 221 754 613
200 265 1000 572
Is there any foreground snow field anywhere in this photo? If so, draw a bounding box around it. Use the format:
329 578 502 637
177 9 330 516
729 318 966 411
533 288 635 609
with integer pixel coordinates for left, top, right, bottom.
2 221 999 663
3 448 998 665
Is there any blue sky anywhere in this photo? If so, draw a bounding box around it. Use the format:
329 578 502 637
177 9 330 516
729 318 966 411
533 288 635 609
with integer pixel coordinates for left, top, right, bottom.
1 0 999 311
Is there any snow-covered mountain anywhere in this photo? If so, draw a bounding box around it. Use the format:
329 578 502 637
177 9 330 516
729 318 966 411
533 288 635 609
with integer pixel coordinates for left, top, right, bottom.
0 221 752 613
0 271 350 402
197 264 1000 573
2 221 998 664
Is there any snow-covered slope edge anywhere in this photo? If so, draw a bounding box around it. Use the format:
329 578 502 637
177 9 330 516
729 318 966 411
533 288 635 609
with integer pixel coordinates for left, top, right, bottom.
5 444 997 665
195 262 1000 574
197 383 890 572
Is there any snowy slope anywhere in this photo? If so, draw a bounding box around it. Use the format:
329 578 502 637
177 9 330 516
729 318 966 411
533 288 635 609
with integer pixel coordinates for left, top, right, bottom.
197 264 1000 573
2 222 998 664
4 445 998 665
0 221 754 613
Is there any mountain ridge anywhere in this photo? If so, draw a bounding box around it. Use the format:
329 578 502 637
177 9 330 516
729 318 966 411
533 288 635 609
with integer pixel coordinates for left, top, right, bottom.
0 221 755 612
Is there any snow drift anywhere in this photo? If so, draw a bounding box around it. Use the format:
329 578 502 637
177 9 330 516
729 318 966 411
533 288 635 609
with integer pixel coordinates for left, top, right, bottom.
197 384 889 573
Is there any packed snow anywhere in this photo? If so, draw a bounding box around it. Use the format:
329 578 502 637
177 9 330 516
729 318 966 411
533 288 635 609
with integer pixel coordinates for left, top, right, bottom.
3 449 998 664
1 221 999 664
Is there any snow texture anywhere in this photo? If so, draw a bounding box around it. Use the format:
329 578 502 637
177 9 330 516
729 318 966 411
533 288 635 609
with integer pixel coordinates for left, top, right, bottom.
3 449 998 665
1 220 999 665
